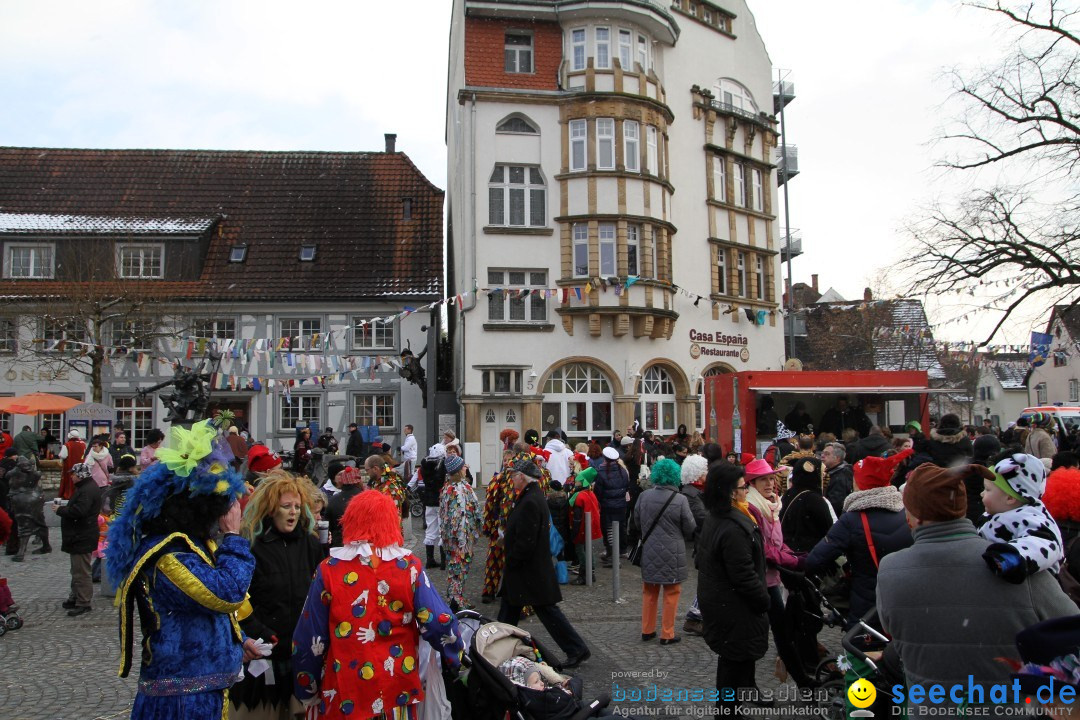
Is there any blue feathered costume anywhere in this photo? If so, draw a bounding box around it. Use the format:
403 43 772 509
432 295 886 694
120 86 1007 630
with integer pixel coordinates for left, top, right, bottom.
106 420 254 719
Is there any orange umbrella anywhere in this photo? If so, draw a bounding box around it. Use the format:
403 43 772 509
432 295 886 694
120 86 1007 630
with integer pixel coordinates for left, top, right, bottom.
0 393 83 415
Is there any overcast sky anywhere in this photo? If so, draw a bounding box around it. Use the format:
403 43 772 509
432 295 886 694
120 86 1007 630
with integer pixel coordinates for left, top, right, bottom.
0 0 1033 343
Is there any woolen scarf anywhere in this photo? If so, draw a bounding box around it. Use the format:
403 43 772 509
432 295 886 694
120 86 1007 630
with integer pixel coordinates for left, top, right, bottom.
734 498 758 525
746 486 782 523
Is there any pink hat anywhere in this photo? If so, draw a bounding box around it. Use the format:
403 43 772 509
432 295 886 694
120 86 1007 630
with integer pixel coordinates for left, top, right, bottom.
744 458 779 481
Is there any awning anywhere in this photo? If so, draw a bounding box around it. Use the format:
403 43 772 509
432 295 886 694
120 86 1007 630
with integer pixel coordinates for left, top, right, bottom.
749 386 957 394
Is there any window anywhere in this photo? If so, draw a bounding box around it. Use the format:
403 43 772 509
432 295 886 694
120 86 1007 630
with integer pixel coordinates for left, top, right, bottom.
717 249 728 294
623 121 640 172
752 168 763 211
595 27 610 69
704 8 713 23
571 28 586 70
598 223 617 276
638 366 677 433
402 198 412 220
279 318 321 349
618 29 633 69
1071 379 1079 403
114 396 153 448
482 369 524 394
573 224 589 277
596 118 615 170
569 120 587 172
733 163 746 207
111 319 158 351
192 318 236 340
229 245 247 263
713 155 726 202
0 318 15 353
6 243 54 279
1054 350 1068 368
299 245 316 261
352 316 396 350
651 231 661 280
1036 383 1048 405
489 165 546 227
637 34 650 72
504 32 533 73
280 395 321 433
715 78 759 115
117 244 164 278
487 269 547 323
40 318 87 351
737 252 747 298
542 363 613 435
497 116 538 134
627 224 640 276
755 256 766 300
646 126 658 175
353 393 395 431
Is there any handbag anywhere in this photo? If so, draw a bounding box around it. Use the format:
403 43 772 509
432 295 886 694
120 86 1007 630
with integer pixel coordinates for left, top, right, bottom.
629 490 677 567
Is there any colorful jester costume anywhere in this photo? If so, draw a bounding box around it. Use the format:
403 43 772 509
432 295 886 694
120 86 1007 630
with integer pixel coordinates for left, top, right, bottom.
106 420 253 720
481 451 550 598
371 465 407 518
438 458 482 609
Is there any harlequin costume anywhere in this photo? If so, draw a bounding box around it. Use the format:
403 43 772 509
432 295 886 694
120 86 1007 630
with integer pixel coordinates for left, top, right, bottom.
106 420 254 720
438 455 481 609
371 465 407 519
292 490 463 719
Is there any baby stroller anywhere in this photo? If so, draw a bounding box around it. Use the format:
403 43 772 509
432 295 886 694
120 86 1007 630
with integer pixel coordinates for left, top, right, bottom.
453 609 610 720
0 577 23 636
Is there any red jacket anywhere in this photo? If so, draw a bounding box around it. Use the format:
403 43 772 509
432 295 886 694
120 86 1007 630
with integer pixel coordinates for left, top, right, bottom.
570 489 603 544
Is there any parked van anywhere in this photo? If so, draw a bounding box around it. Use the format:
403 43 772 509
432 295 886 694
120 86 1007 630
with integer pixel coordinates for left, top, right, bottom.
1019 406 1080 437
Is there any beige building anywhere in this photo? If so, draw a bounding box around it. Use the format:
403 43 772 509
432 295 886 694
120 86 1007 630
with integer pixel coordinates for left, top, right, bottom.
1028 306 1080 408
446 0 788 478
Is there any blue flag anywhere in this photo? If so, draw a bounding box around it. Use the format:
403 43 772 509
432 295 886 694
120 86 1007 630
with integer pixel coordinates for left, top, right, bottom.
1029 331 1053 367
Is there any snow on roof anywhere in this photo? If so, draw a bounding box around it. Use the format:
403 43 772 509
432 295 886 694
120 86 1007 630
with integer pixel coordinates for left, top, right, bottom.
0 211 217 235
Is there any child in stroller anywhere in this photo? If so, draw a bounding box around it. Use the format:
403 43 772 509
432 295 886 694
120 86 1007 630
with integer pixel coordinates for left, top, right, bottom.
0 506 23 636
454 610 617 720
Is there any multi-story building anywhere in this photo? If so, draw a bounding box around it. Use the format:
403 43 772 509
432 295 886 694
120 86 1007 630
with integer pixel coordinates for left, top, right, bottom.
446 0 787 477
1028 305 1080 407
0 139 442 452
974 354 1029 429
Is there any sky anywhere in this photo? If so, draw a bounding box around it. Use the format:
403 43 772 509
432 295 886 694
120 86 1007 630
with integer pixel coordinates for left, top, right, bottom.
0 0 1037 343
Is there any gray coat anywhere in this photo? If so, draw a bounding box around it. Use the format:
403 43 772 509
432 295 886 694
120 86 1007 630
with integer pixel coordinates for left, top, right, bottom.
877 518 1076 696
632 486 696 584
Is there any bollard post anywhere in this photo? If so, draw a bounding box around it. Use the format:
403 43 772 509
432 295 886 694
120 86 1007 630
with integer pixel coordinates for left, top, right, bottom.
584 511 593 587
612 520 621 601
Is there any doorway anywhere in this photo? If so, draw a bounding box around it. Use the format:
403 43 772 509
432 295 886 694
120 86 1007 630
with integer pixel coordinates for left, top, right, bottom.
480 404 520 485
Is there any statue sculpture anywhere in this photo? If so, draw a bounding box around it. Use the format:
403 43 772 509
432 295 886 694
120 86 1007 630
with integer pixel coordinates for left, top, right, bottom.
137 350 221 426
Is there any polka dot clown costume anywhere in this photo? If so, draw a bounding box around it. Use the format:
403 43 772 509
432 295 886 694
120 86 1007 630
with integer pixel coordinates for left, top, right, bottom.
291 490 463 719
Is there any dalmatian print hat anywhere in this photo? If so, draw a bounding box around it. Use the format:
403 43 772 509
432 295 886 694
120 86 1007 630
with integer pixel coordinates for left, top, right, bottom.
993 453 1046 503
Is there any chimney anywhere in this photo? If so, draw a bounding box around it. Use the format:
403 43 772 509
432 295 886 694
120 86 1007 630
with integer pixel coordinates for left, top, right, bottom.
384 133 397 153
811 274 818 293
864 287 873 302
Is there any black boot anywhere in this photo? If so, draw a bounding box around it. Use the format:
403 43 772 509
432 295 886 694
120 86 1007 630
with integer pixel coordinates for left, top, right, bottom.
32 533 51 555
12 536 29 562
425 545 439 569
437 547 447 570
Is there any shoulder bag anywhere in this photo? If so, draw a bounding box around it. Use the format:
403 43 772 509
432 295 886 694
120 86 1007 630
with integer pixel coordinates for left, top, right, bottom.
628 490 677 567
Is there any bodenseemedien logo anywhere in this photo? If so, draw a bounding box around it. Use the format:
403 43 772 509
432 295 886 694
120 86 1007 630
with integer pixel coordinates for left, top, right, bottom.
848 678 877 717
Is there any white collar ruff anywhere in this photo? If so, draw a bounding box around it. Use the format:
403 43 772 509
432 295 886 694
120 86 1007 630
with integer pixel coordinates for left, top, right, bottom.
329 542 412 561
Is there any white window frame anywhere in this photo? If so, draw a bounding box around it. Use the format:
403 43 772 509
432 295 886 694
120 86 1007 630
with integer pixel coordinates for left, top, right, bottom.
280 395 322 433
704 8 713 23
1070 379 1079 403
713 155 726 202
542 363 613 435
1036 383 1048 405
504 31 533 74
595 27 610 69
618 29 633 69
489 165 546 227
571 28 586 71
353 393 396 432
651 230 660 280
111 318 158 352
737 252 747 298
717 249 728 295
646 126 658 175
496 115 539 134
482 369 524 395
623 120 640 172
755 255 765 300
487 269 548 324
636 34 650 72
752 168 763 211
569 119 587 172
733 163 746 208
596 118 615 170
573 223 589 278
113 395 154 449
278 317 322 350
715 79 759 115
39 318 87 352
0 317 16 353
117 243 164 279
638 366 677 434
192 318 236 341
352 315 396 351
599 223 616 276
627 224 640 276
5 242 55 279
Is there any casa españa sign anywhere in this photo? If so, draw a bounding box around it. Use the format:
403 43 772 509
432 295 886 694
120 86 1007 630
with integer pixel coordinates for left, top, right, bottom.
688 328 750 363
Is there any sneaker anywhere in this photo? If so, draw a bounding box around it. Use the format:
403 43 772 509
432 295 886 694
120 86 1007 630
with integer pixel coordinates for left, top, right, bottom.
659 636 682 646
67 606 91 617
31 547 51 555
683 618 704 636
62 599 77 609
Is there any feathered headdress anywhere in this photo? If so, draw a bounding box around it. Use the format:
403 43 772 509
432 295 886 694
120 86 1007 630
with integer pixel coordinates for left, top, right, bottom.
106 419 243 589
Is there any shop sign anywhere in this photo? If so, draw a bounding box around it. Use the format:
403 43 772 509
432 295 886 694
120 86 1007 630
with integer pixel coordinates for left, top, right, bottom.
3 368 71 382
688 328 750 363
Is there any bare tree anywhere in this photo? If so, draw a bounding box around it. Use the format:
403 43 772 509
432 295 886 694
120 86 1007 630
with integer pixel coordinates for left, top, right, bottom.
903 0 1080 344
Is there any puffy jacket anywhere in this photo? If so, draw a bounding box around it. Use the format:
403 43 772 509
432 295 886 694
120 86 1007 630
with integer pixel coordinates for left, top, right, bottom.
418 456 446 507
57 477 104 554
926 428 973 468
847 434 891 464
824 463 854 516
805 486 913 624
1024 428 1057 460
681 484 706 536
593 460 629 509
632 486 696 584
543 439 574 485
779 483 834 554
325 485 363 547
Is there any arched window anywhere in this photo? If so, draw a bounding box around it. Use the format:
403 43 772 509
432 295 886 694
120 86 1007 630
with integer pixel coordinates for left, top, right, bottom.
542 363 613 436
714 78 758 115
638 366 676 434
496 114 539 134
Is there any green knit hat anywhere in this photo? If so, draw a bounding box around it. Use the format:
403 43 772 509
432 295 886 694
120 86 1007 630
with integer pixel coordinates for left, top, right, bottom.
576 467 597 488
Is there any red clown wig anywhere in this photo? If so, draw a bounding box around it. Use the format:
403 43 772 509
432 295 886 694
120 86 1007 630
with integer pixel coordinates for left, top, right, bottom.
1043 467 1080 523
341 489 404 548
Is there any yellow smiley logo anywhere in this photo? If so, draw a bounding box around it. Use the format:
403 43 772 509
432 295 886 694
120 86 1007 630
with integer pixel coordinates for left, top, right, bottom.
848 678 876 709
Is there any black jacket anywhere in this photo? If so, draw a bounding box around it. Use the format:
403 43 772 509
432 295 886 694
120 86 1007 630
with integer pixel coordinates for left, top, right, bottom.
780 484 834 554
418 456 446 507
593 460 629 510
325 485 364 547
847 434 891 464
57 477 103 554
696 507 770 661
926 429 973 468
500 482 560 607
824 463 855 516
345 430 365 459
547 491 571 551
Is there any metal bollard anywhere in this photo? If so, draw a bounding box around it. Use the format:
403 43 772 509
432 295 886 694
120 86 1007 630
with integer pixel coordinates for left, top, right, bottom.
584 511 593 587
612 520 621 601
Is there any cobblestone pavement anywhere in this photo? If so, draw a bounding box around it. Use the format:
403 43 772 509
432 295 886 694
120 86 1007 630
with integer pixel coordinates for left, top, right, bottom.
1 500 843 719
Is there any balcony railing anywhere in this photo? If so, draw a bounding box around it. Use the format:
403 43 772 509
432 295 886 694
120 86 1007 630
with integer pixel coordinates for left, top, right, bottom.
776 145 799 184
773 80 795 113
710 99 773 129
780 231 803 262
